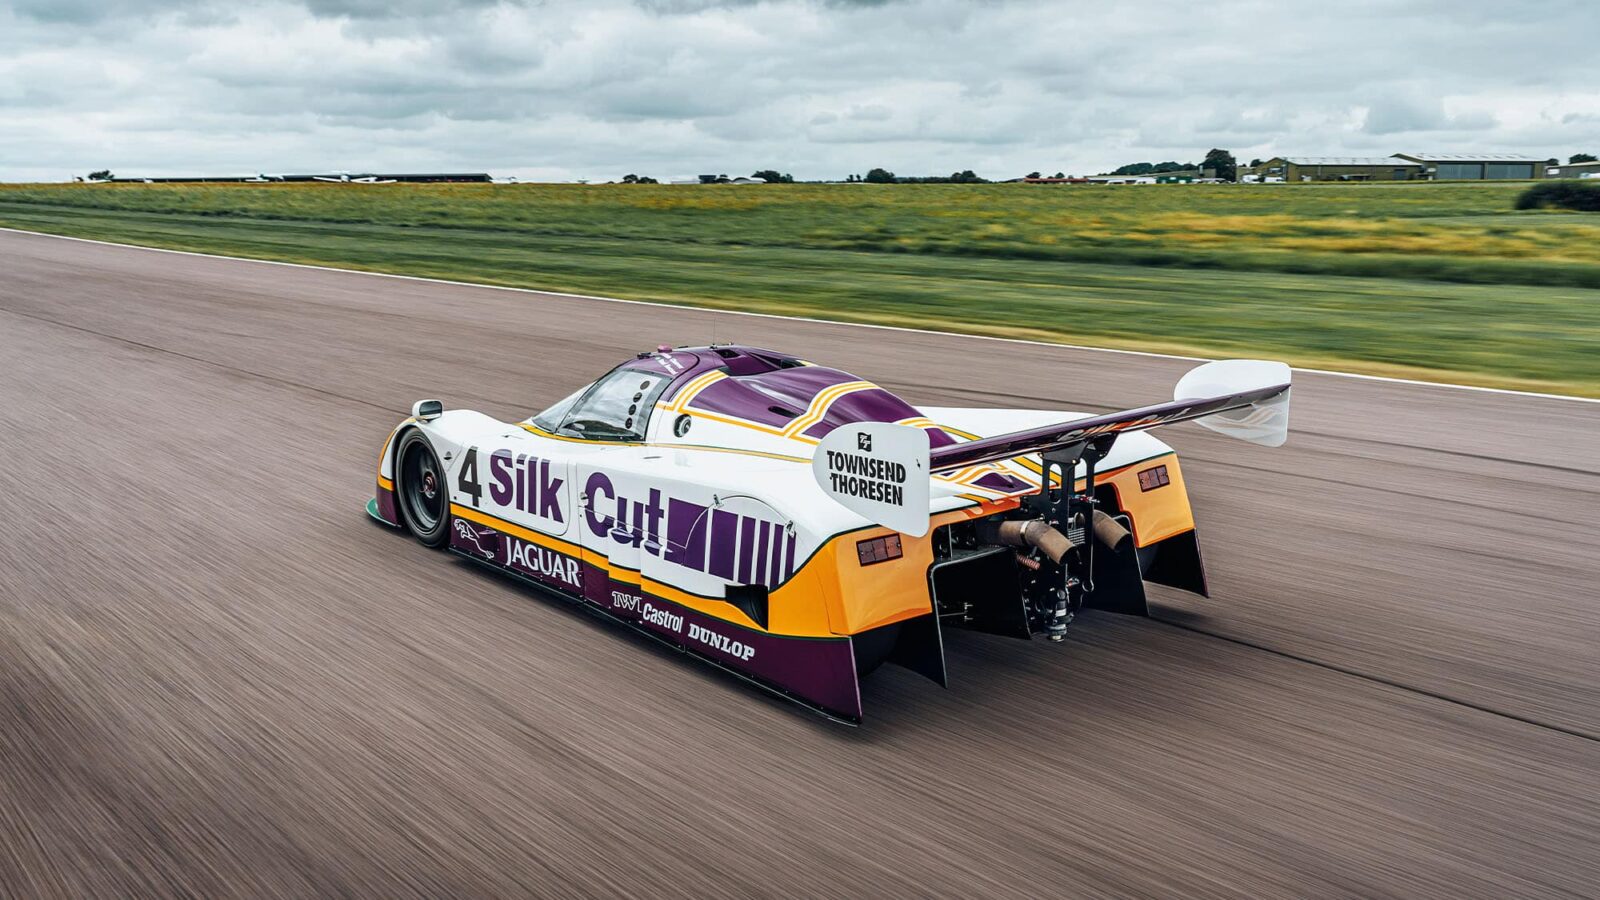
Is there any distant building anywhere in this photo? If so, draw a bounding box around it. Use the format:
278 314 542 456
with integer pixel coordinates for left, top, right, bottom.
1546 160 1600 179
1394 154 1551 180
1258 157 1423 182
1084 174 1157 184
1085 167 1206 184
109 172 492 184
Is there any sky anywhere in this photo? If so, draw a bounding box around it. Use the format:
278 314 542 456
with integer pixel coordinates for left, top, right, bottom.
2 0 1597 182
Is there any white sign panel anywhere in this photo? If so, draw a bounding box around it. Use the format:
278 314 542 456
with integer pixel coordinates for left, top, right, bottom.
812 422 931 537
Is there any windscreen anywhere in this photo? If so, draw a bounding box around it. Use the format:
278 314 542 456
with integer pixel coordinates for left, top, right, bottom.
530 386 587 432
556 369 671 441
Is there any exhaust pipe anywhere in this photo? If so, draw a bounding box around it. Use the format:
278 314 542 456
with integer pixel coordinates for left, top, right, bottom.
981 518 1074 565
1091 510 1132 553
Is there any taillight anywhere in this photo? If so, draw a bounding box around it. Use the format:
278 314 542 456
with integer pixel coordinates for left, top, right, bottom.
856 534 903 566
1137 465 1170 491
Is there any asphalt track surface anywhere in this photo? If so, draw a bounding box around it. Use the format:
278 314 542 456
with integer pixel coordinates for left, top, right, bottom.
1 228 1598 898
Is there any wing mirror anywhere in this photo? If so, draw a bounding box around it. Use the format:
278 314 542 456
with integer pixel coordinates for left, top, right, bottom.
411 399 444 421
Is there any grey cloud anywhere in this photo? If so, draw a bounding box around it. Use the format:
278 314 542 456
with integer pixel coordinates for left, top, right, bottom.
633 0 898 10
9 0 176 23
304 0 511 17
1 0 1597 182
1363 97 1452 135
1364 96 1498 135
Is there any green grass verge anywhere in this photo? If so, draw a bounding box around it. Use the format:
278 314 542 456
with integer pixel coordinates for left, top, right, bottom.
2 183 1598 397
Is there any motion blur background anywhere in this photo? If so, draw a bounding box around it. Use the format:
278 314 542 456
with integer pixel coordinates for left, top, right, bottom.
2 1 1598 897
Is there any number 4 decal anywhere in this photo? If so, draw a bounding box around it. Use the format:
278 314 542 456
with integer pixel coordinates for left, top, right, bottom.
458 446 483 507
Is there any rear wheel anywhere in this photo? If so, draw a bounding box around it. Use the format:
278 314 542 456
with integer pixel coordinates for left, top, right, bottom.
396 429 450 547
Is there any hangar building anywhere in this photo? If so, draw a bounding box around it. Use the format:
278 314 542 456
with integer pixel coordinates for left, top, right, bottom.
1394 154 1551 180
1546 160 1600 179
1258 157 1423 182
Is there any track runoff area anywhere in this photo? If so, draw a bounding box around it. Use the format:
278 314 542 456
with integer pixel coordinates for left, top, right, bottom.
1 227 1596 896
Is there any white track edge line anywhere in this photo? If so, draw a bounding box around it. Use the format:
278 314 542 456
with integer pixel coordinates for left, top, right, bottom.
5 225 1597 405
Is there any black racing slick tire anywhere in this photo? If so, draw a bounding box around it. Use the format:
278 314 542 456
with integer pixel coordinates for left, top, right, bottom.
395 429 450 548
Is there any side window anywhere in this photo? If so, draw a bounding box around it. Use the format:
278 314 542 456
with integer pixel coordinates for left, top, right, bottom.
558 369 670 441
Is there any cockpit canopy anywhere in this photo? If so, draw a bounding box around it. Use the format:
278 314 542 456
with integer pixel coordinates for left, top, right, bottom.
529 345 958 449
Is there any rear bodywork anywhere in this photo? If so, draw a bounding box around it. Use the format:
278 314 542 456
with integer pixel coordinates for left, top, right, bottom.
371 345 1287 723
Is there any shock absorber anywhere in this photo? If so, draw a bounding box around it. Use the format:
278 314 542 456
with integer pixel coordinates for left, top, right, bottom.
1013 435 1117 640
1047 579 1075 641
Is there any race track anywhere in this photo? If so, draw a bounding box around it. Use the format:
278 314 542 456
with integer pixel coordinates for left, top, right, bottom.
2 228 1597 897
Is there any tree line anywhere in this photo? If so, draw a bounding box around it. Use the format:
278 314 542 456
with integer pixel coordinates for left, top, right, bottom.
79 150 1600 190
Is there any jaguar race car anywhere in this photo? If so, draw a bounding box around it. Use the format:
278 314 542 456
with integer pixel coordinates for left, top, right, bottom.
368 344 1290 723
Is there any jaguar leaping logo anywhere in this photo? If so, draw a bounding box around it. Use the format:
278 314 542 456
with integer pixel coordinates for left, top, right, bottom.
453 520 496 557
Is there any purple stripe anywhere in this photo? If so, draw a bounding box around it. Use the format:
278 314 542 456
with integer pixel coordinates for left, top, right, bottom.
973 471 1032 493
689 366 859 428
767 523 784 588
737 517 756 583
754 521 770 585
709 509 738 579
663 497 708 570
375 485 398 525
628 584 861 721
799 388 928 440
439 506 864 721
784 532 797 581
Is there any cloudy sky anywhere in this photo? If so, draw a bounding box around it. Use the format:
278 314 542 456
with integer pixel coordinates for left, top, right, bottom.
2 0 1597 182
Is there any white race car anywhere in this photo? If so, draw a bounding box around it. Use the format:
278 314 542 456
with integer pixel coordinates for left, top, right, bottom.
369 344 1290 723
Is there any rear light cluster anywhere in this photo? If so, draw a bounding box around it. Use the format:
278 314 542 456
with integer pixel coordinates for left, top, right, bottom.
856 534 903 566
1137 464 1171 492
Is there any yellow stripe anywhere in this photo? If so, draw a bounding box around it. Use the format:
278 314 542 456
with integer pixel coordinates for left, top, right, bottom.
519 421 809 463
376 419 414 475
453 503 587 557
450 503 819 635
664 370 727 413
940 423 1061 486
782 380 874 438
784 380 872 436
519 422 633 446
671 377 888 447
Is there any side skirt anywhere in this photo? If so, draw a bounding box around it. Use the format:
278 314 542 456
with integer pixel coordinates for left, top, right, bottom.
374 501 864 722
448 549 864 725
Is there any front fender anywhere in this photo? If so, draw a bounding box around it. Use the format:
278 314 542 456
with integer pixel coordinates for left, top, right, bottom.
375 409 509 525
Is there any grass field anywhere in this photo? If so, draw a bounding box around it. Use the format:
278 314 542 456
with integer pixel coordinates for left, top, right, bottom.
2 181 1598 396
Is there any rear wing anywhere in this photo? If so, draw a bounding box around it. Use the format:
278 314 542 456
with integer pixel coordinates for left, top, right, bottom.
929 359 1290 472
812 359 1291 535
